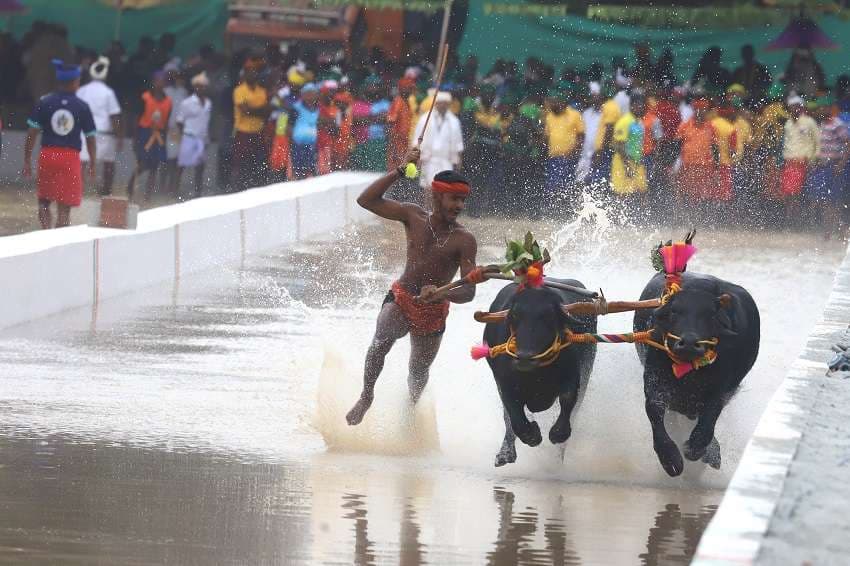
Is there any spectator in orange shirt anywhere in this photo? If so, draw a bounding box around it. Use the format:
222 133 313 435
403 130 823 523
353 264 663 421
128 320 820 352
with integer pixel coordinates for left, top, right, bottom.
128 71 172 202
675 98 718 208
387 77 416 171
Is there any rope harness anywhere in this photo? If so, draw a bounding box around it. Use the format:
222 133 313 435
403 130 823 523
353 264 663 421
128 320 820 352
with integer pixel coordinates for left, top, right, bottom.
478 328 718 378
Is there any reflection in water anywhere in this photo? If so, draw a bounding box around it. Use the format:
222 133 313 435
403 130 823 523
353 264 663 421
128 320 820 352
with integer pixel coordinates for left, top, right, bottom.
488 487 579 566
640 503 718 566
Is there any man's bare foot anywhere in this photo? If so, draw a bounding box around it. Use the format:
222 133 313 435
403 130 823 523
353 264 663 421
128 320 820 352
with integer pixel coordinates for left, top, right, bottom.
346 395 374 426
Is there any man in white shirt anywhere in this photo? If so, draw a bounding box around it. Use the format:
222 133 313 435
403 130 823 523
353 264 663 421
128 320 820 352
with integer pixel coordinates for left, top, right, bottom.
164 64 189 193
577 82 603 181
412 91 464 196
77 56 122 195
175 72 213 199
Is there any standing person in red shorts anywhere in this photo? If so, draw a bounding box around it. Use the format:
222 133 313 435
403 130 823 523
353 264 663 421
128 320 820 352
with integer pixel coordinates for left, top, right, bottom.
23 59 96 229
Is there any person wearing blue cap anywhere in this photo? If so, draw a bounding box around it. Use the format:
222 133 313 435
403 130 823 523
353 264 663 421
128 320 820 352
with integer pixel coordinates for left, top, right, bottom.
23 59 96 229
289 82 319 179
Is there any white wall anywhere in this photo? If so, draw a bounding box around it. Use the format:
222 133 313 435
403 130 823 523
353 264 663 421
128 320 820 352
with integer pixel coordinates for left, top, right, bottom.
0 172 380 330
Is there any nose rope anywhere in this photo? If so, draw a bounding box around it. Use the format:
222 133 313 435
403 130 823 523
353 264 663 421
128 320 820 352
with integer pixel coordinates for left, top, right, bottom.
472 329 719 378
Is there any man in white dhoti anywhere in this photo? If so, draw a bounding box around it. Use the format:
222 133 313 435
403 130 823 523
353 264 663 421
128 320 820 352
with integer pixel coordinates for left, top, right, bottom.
78 56 122 195
175 72 212 199
412 91 463 190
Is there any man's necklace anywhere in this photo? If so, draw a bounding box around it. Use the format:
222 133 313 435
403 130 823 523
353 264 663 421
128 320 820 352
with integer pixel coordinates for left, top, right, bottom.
428 215 455 248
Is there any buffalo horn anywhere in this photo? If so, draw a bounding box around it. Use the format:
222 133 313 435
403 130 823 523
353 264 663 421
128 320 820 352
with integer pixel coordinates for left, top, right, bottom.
474 310 509 324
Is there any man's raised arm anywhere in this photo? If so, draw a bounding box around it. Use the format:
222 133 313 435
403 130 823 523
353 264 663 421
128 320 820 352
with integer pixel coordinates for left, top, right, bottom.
356 147 421 222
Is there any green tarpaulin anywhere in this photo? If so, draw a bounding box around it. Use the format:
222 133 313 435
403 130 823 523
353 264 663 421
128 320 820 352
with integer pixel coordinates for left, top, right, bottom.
6 0 227 56
460 0 849 82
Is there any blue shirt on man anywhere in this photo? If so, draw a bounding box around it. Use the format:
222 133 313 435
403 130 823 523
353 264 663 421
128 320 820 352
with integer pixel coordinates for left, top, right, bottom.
27 92 96 152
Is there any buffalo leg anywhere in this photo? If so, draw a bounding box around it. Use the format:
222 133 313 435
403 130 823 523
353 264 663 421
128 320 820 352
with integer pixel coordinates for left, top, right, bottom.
549 388 577 444
645 396 684 477
684 397 724 462
701 437 721 469
495 406 518 467
502 394 541 447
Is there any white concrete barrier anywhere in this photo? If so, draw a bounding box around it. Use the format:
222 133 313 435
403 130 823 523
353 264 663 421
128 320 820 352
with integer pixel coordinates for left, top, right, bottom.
693 241 850 565
0 172 380 330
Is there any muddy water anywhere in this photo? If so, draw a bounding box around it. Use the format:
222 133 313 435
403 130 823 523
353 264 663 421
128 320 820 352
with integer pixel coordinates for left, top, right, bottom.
0 216 843 564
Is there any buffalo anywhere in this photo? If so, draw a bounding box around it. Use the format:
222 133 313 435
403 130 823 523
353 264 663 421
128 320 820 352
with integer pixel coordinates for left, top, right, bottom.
633 272 760 477
476 280 597 467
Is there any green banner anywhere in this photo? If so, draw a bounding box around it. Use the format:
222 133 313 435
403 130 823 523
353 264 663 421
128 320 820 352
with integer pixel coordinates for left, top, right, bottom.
461 0 848 82
6 0 227 56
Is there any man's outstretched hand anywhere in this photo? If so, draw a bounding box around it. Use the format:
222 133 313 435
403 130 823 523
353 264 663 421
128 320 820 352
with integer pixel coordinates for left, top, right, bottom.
403 146 421 167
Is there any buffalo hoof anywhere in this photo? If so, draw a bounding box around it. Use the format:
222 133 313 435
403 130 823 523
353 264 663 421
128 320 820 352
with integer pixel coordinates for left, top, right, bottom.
683 438 708 462
701 437 721 470
654 439 684 477
549 421 572 444
516 422 542 447
495 446 517 467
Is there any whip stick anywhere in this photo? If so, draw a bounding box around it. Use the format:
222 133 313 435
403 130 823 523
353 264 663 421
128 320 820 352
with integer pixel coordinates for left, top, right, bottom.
416 43 450 146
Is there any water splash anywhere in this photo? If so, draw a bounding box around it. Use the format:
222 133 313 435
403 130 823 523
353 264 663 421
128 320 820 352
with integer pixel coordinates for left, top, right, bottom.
546 190 620 274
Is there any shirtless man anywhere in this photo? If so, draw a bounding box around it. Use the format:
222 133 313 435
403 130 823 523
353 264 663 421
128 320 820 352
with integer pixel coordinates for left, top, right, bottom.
346 147 480 425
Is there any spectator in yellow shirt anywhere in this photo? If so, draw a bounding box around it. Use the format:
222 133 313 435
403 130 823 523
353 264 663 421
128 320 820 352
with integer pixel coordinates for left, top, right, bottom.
232 56 270 192
588 95 621 187
543 88 584 206
710 106 737 201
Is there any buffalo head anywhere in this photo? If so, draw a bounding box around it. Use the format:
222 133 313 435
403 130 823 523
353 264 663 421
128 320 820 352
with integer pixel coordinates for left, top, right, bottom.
653 289 734 362
478 288 580 373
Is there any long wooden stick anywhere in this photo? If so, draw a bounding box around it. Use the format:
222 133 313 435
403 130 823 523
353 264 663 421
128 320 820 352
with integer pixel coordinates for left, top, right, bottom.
416 42 450 146
562 298 662 317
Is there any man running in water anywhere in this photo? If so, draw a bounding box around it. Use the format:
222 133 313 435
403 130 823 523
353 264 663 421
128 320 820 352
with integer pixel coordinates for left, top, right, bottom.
347 147 480 425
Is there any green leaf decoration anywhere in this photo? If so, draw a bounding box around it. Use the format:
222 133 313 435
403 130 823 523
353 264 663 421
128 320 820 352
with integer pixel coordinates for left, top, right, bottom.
524 232 534 253
651 243 665 273
500 232 549 279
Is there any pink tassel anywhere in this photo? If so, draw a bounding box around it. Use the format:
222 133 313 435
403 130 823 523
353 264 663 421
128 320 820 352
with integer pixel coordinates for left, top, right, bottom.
672 362 693 379
471 343 491 361
660 243 697 275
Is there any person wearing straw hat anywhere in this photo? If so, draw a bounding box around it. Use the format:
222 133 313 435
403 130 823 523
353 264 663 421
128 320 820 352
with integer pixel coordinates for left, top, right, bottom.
77 56 123 196
412 90 463 192
174 71 213 199
23 59 96 229
346 147 480 427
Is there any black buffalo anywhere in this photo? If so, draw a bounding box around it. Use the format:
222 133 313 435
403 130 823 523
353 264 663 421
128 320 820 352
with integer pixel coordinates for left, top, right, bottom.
480 280 597 467
633 272 760 477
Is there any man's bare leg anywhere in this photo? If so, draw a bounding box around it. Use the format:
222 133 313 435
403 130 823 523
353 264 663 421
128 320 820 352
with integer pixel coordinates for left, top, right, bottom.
408 333 443 404
347 302 409 425
194 163 206 198
56 204 71 228
102 162 115 196
38 199 52 229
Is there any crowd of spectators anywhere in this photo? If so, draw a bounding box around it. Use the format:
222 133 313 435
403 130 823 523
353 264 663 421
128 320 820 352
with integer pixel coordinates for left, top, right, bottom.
2 21 849 237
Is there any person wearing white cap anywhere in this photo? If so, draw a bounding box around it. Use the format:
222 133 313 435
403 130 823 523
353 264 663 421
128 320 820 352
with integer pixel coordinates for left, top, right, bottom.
174 72 213 199
412 91 464 190
77 56 122 195
779 94 819 222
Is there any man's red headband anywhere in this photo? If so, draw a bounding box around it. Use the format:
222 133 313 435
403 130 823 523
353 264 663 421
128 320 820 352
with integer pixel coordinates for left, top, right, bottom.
432 180 470 196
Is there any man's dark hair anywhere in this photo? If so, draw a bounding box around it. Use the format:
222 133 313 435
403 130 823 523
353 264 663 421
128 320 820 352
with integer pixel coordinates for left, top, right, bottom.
434 170 469 186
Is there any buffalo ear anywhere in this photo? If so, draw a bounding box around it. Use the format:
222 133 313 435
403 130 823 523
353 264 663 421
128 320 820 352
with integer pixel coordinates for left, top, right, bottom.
715 294 737 336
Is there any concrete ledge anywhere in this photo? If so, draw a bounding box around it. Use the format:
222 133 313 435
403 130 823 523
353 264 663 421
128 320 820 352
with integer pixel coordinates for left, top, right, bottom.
0 172 379 330
692 242 850 565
